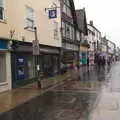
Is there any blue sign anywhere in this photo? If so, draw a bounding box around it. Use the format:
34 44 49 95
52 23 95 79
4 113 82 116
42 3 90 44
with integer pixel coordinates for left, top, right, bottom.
49 10 57 19
16 56 25 80
0 40 8 49
16 56 24 65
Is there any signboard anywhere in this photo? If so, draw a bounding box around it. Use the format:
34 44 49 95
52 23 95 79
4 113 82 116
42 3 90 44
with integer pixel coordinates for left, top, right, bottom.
49 9 57 19
32 40 39 55
0 40 8 49
16 56 25 80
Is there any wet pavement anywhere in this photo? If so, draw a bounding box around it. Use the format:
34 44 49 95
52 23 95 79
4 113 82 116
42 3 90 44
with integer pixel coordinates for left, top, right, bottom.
0 62 120 120
90 62 120 120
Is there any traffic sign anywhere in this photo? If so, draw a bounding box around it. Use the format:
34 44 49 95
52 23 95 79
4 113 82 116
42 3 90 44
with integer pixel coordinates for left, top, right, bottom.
32 40 39 55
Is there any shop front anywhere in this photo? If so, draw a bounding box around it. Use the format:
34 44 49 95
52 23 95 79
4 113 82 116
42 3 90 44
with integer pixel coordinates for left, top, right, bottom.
0 39 11 92
11 41 60 88
80 46 89 66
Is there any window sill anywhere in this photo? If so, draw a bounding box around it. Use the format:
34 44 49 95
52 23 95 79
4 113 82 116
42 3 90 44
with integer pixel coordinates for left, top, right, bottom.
0 19 7 24
0 82 8 86
24 27 35 32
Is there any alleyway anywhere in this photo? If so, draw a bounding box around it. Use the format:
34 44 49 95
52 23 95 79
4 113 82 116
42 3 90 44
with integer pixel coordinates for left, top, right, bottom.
0 62 120 120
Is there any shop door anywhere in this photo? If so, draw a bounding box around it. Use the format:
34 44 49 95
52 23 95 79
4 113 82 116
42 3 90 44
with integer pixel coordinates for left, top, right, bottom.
0 54 6 83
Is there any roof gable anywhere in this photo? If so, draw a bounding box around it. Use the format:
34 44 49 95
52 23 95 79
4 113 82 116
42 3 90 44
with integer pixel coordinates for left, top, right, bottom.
76 8 88 35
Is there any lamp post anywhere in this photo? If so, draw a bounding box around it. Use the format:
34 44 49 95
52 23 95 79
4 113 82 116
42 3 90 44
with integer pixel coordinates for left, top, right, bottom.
32 27 41 88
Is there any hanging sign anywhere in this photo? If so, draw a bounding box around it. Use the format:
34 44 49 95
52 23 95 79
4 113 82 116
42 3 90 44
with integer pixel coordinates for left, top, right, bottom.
48 9 57 19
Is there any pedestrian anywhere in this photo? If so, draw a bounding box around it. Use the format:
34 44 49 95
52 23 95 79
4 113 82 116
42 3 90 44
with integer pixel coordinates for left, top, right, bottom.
74 64 80 81
87 57 89 67
102 56 106 69
60 62 64 74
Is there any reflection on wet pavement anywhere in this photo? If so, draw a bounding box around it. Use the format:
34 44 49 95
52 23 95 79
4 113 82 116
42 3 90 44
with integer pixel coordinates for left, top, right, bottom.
1 62 120 120
0 91 98 120
90 62 120 120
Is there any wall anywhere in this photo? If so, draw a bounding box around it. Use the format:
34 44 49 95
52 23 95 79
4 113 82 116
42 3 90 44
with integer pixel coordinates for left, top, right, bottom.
87 24 101 52
0 0 62 47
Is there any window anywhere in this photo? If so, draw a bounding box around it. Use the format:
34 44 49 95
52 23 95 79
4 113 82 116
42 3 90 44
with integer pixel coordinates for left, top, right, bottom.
66 24 70 38
66 7 72 17
62 21 66 37
28 55 35 78
72 28 75 40
0 0 5 20
69 26 72 39
53 21 59 40
0 53 6 83
26 7 35 29
62 4 67 14
76 30 80 41
66 0 70 6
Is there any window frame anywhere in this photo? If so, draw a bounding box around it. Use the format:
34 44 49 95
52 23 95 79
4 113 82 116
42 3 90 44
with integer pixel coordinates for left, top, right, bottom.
0 0 6 21
26 6 35 29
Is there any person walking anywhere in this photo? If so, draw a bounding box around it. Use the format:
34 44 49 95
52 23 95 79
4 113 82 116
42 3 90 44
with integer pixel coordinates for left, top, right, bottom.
74 64 80 81
102 56 106 69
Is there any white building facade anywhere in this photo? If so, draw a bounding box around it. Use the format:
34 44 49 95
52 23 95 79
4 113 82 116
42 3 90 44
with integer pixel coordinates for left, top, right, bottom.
87 21 101 65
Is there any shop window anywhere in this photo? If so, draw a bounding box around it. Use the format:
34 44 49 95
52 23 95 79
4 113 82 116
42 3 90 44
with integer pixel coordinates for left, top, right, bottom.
0 54 6 83
28 56 35 78
53 56 58 75
16 56 26 80
44 55 53 77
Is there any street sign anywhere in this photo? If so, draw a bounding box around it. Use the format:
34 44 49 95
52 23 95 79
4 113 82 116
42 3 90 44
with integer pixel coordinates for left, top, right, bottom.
32 40 39 55
49 9 57 19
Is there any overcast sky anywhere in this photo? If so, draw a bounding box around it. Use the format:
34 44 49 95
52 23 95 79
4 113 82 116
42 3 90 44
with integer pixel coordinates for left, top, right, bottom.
74 0 120 46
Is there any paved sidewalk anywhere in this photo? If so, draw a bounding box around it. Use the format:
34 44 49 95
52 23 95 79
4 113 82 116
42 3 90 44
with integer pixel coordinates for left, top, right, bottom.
0 72 74 114
0 66 100 114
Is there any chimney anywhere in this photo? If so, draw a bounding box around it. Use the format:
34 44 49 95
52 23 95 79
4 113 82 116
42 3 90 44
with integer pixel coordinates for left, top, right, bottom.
90 20 93 26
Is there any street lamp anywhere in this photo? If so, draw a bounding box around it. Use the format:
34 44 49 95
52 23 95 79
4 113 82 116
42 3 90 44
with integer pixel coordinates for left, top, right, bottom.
24 26 40 88
33 27 41 88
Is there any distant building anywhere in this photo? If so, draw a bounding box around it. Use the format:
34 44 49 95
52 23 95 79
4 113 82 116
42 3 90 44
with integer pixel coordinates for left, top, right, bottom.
107 40 116 61
101 36 108 53
0 0 80 91
60 0 80 65
87 21 101 65
76 8 89 65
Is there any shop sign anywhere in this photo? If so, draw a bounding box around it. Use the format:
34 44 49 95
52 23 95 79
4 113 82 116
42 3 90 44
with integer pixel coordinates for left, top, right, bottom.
16 56 25 80
0 40 8 49
49 9 57 19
